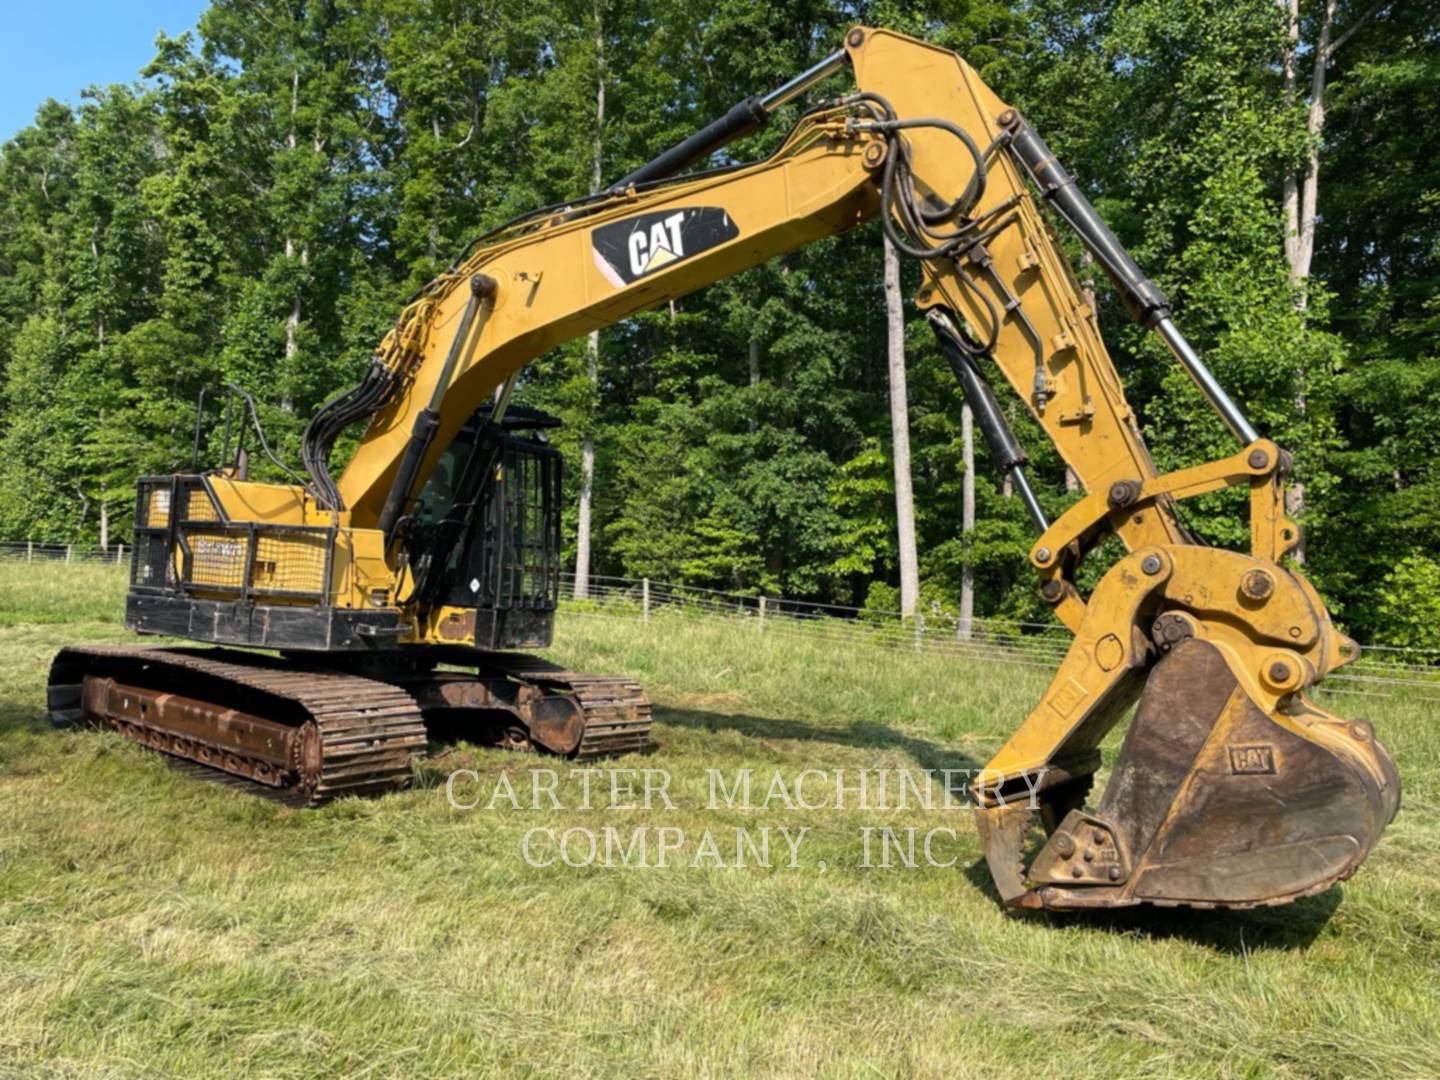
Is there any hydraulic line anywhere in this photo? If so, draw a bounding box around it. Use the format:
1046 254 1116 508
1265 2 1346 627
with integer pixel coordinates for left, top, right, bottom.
929 310 1049 532
376 274 497 543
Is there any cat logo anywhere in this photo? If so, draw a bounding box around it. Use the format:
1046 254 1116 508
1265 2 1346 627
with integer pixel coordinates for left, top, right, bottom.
1228 744 1277 775
592 207 738 287
628 211 686 276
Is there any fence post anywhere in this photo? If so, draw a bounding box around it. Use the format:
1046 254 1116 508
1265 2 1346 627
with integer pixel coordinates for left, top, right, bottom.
118 542 125 564
27 540 33 562
914 613 924 654
65 544 72 564
642 577 650 623
758 595 766 632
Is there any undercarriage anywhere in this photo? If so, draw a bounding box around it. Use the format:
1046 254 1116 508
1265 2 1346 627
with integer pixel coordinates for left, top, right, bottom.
48 645 653 804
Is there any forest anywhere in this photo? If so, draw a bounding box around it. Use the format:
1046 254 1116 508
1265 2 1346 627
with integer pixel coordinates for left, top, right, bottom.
0 0 1435 645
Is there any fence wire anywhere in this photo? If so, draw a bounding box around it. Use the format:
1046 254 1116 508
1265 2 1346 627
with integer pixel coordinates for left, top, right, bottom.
558 572 1440 703
5 542 1438 702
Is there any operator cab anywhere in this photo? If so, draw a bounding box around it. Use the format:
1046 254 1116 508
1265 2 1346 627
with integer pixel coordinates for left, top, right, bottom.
406 403 564 649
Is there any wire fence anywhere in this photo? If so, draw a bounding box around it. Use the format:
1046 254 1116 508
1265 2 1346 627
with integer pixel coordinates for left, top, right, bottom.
5 540 1439 702
558 572 1440 703
0 540 131 565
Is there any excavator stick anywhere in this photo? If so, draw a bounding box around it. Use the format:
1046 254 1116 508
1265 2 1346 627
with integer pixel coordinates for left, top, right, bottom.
866 33 1405 913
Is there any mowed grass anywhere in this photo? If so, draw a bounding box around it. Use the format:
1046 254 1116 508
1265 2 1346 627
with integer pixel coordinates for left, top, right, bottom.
0 562 1437 1078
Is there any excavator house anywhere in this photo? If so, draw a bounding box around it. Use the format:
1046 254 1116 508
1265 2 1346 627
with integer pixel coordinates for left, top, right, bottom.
48 28 1399 912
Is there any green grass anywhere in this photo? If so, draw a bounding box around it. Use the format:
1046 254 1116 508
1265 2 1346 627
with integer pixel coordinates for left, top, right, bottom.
0 561 1437 1078
0 560 131 626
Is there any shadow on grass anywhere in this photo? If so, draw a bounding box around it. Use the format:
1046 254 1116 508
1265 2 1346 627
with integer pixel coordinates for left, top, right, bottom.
655 704 983 774
655 705 1344 953
414 703 978 790
0 698 48 740
961 850 1343 952
0 688 1358 954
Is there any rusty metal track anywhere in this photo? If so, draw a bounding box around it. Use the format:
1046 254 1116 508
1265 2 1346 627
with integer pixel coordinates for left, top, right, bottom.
49 646 428 806
48 645 653 805
479 653 654 759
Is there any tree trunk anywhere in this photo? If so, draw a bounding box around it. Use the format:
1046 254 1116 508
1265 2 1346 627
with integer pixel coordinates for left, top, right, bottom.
1289 0 1338 305
573 3 605 600
959 402 975 640
1278 0 1353 563
883 236 919 618
1279 0 1303 291
284 243 301 365
747 334 760 433
99 498 109 553
1276 0 1376 298
574 334 598 601
91 220 105 348
283 247 302 414
429 115 442 262
282 67 302 413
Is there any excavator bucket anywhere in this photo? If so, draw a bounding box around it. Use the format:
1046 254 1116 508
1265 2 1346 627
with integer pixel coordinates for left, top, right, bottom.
975 553 1401 911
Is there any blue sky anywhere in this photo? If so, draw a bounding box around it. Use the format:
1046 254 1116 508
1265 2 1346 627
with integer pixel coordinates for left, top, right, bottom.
1 1 208 141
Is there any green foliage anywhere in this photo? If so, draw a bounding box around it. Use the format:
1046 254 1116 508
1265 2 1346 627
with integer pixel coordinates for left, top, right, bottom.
830 438 896 578
0 0 1435 639
1374 555 1440 655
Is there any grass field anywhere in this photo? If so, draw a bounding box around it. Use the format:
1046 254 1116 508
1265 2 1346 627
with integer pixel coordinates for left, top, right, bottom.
1 562 1437 1078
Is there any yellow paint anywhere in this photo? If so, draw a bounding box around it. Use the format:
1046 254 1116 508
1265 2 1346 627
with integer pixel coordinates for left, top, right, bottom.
151 28 1386 834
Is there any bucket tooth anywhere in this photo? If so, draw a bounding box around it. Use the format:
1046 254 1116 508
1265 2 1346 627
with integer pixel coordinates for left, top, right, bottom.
975 802 1043 908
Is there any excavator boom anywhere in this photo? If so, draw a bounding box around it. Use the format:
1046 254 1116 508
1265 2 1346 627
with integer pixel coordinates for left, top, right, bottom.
49 27 1398 911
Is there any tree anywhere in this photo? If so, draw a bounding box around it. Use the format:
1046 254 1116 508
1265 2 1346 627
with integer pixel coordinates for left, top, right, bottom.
1300 0 1440 635
0 0 1432 642
573 0 606 600
883 236 919 617
198 0 382 428
1279 0 1391 302
1276 0 1392 559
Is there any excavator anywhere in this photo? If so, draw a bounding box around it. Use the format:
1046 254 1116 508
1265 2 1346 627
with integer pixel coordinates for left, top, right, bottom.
48 27 1399 911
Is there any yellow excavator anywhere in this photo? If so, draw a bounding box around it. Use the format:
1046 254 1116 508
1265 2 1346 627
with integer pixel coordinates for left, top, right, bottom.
49 27 1398 911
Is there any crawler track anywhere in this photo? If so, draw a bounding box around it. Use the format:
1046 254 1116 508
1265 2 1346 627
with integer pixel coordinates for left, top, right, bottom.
48 645 654 804
480 653 655 759
49 646 428 806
